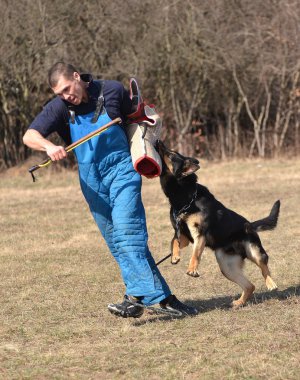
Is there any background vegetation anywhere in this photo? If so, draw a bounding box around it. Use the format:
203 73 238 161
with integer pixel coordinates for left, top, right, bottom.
0 0 300 169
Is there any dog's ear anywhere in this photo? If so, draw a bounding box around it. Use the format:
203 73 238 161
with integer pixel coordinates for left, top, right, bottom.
173 160 184 177
182 158 200 176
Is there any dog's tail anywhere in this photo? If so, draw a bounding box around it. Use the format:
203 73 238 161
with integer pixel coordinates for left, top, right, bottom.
250 200 281 232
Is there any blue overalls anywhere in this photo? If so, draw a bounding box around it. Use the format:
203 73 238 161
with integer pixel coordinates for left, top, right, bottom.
69 103 171 305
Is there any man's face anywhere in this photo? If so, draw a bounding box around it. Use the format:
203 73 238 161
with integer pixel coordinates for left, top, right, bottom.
52 72 87 105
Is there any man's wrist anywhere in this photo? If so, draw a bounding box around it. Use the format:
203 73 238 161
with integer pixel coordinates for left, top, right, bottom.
42 140 56 152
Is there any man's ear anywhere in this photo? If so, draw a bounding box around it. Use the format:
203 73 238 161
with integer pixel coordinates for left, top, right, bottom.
73 72 80 81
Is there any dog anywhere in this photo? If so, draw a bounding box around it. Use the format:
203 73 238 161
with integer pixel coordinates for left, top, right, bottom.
157 141 280 307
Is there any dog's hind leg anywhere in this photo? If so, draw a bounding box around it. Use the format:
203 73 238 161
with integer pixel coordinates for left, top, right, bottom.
170 233 190 264
215 249 255 308
245 242 278 291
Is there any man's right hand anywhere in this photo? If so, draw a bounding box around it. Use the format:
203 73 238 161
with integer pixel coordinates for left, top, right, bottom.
23 129 67 161
46 145 67 161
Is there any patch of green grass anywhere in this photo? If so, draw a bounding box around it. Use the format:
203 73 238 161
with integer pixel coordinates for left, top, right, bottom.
0 158 299 379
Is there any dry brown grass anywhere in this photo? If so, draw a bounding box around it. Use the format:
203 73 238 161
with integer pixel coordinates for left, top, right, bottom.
0 159 299 379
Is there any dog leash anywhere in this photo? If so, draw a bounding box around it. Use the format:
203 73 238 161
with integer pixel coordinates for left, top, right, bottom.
155 253 172 266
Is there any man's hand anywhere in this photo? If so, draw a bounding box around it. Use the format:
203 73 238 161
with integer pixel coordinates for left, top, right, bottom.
23 129 67 161
46 145 67 161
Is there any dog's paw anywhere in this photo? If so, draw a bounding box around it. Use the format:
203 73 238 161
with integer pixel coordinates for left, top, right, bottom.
171 256 180 265
266 277 278 291
186 269 200 277
231 299 245 308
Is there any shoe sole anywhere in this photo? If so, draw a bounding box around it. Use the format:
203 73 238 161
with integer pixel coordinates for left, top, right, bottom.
127 301 186 317
107 305 144 318
107 302 197 318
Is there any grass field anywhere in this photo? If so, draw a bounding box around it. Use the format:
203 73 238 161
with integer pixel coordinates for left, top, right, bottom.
0 158 299 379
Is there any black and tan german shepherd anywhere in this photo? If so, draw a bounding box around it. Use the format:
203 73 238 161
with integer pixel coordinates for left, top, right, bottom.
157 141 280 307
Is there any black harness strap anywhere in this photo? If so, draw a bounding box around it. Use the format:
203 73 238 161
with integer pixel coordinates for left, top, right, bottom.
68 108 76 124
66 80 105 126
92 80 105 123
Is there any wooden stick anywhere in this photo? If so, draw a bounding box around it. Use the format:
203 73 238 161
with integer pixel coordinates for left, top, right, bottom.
28 117 122 181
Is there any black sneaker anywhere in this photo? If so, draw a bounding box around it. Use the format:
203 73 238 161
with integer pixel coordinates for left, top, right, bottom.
159 295 199 316
108 295 144 318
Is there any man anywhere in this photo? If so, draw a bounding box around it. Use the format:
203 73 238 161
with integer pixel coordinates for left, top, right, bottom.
23 62 198 318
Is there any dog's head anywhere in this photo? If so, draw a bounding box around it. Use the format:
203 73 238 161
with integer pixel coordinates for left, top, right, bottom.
156 140 200 179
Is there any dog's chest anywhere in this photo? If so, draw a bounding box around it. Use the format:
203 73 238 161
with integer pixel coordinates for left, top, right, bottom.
180 212 205 239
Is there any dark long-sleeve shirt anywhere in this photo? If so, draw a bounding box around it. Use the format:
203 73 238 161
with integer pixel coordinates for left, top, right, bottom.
28 74 133 145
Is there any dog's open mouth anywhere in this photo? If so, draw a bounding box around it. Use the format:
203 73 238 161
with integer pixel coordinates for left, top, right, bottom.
182 159 200 176
181 158 200 177
156 140 200 177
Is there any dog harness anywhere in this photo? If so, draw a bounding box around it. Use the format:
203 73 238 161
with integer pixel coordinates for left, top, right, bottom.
172 188 198 239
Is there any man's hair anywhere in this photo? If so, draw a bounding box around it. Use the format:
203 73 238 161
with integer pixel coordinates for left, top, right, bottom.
47 62 79 88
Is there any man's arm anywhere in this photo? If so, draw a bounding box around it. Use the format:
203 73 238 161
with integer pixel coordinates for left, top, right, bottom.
23 129 67 161
23 96 69 161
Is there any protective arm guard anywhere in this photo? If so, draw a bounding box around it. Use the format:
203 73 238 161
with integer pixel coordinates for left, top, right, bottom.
126 78 162 178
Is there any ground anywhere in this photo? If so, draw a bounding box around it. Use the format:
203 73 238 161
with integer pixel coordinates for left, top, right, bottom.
0 158 299 379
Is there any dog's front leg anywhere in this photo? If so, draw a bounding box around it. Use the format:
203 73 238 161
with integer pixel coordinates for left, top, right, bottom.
187 235 205 277
170 233 190 264
170 234 181 264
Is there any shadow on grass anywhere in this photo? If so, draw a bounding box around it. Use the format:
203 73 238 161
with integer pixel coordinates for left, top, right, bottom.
191 284 300 312
132 285 299 326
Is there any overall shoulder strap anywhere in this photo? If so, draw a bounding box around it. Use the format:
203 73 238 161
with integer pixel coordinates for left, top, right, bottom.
92 80 105 123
